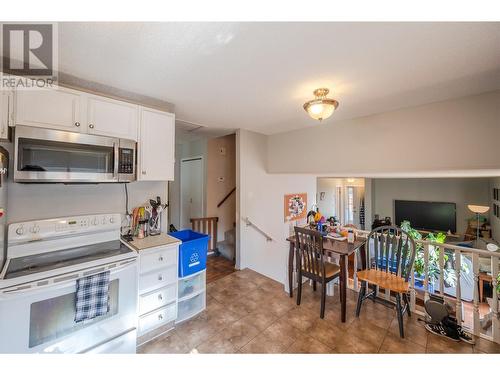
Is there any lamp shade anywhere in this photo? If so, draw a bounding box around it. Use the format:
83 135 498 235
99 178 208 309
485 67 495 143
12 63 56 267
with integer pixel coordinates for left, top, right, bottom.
467 205 490 214
303 88 339 121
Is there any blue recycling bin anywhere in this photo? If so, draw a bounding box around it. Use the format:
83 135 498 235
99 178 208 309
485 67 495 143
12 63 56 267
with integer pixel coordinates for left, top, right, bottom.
169 229 209 278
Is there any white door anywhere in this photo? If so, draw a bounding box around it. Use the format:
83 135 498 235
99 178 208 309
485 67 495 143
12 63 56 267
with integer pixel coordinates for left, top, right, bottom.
180 157 204 229
87 95 139 141
138 108 175 181
15 87 83 132
344 186 364 227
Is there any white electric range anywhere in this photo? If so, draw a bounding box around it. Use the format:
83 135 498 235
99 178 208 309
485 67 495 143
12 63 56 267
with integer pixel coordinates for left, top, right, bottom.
0 213 138 354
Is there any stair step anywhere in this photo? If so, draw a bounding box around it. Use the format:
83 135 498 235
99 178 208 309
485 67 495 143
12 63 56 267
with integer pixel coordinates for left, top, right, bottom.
217 240 235 260
224 228 236 244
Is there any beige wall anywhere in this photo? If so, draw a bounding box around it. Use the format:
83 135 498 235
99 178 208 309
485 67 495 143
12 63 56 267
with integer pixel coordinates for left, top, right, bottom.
206 134 236 253
267 90 500 176
237 129 316 285
372 178 490 234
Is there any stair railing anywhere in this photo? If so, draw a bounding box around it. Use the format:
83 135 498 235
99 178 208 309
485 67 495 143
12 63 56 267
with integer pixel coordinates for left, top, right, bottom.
351 227 500 344
217 187 236 208
190 217 219 255
244 217 273 242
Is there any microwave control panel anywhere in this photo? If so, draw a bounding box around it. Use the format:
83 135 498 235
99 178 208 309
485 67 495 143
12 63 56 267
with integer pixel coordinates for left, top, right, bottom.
118 148 135 174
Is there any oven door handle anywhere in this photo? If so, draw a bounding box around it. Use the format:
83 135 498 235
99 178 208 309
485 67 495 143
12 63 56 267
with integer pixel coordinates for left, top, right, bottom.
0 258 137 295
78 327 136 354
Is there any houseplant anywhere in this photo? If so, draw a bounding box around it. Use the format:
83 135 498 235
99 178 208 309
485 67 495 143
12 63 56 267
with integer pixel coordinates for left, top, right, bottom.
400 221 467 288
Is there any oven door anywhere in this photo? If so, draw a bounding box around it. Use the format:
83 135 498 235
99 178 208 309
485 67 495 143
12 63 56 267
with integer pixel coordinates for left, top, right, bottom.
14 125 119 183
0 259 138 353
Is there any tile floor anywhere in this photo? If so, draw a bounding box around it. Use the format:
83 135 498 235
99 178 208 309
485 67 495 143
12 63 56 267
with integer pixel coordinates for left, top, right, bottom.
138 268 500 354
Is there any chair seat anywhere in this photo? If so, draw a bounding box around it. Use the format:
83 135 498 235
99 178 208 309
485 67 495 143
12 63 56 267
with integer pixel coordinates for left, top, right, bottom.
357 269 409 293
302 262 340 279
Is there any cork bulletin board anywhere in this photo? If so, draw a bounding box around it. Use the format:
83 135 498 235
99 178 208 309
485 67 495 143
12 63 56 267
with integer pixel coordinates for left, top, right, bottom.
284 193 307 222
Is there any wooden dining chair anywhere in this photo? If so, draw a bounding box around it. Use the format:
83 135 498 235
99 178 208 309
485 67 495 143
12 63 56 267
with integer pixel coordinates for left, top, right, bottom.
355 225 417 338
294 226 341 319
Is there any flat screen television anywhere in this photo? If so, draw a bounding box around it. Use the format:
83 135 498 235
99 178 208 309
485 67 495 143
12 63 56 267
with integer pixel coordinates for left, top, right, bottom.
394 200 456 233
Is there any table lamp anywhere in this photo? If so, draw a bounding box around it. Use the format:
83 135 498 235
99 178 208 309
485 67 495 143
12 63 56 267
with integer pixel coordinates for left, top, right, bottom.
467 204 490 243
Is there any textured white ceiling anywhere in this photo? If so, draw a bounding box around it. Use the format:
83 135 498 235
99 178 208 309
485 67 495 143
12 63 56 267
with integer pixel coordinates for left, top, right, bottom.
59 22 500 135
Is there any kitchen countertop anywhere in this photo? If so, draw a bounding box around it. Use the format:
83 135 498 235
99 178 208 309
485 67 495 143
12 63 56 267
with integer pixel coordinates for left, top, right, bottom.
124 233 181 252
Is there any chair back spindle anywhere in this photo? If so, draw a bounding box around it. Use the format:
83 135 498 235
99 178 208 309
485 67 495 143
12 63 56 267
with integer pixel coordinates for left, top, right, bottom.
367 225 416 282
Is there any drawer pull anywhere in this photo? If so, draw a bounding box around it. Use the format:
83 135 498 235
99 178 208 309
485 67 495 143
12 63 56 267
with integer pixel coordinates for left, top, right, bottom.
158 294 163 301
158 275 163 281
158 314 163 321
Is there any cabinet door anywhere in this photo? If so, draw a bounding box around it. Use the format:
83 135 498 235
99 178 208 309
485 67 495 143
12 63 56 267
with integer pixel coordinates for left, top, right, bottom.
139 108 175 181
15 87 83 132
87 95 139 141
0 90 12 140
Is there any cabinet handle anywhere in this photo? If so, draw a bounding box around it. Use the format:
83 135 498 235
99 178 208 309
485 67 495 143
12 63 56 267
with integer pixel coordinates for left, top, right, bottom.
75 122 80 127
158 294 163 301
89 124 94 129
158 314 163 321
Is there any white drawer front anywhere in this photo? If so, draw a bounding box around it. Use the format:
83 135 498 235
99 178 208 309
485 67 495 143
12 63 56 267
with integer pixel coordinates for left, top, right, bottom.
139 265 177 294
140 246 177 274
139 303 177 335
139 284 177 316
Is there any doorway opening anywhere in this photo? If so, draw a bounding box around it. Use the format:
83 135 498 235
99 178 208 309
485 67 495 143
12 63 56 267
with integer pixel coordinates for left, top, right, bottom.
170 122 237 284
317 177 366 230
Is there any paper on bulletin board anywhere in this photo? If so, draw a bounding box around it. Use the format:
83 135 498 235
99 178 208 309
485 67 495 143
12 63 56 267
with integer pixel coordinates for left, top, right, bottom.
284 193 307 222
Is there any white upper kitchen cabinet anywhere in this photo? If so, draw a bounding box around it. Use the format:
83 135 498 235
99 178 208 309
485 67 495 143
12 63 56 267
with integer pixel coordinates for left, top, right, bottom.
139 108 175 181
0 90 13 140
14 86 83 132
86 95 139 141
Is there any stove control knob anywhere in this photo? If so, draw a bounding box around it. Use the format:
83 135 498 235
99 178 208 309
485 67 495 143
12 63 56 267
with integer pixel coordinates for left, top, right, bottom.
15 226 24 236
30 225 40 234
109 217 115 224
91 218 98 226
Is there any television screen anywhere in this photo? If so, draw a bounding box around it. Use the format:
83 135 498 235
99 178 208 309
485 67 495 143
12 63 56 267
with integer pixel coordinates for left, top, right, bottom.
394 200 456 233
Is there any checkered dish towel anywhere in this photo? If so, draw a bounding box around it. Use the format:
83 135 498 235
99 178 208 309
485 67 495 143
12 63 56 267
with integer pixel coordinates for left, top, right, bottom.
74 271 111 323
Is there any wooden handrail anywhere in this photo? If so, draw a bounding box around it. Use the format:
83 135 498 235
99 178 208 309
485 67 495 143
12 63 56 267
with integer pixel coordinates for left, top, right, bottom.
217 187 236 208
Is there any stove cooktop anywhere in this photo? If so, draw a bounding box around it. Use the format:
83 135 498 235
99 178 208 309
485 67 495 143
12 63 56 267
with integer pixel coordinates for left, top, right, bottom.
4 240 135 280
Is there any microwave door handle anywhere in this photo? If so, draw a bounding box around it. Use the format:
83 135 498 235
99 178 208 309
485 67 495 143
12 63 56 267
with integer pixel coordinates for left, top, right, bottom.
113 141 119 181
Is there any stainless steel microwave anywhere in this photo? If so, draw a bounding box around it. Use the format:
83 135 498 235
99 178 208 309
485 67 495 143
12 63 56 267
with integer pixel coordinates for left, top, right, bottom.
14 126 136 183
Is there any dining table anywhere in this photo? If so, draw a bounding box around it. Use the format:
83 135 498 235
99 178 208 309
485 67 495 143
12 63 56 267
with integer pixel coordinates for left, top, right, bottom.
286 233 367 323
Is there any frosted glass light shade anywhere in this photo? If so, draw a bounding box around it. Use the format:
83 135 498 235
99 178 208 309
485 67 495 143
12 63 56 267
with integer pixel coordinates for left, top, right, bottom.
467 205 490 214
303 88 339 121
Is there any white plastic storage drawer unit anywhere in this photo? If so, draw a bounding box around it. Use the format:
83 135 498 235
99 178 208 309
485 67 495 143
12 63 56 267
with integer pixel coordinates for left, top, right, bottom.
135 241 179 337
176 270 206 324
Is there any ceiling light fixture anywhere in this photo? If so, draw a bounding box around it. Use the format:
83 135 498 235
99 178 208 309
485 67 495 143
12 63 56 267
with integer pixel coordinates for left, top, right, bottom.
303 88 339 121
